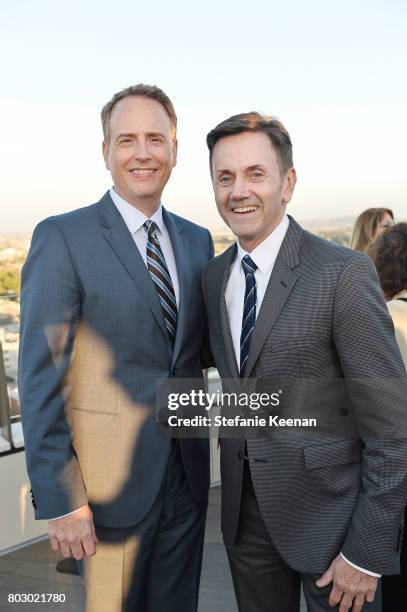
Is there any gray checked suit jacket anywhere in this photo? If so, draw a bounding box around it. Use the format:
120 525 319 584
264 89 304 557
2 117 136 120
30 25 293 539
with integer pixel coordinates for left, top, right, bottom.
202 216 407 575
19 191 213 527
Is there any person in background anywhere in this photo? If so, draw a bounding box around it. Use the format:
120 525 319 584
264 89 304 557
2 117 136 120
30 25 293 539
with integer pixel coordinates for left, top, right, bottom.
350 207 394 253
368 222 407 368
368 222 407 611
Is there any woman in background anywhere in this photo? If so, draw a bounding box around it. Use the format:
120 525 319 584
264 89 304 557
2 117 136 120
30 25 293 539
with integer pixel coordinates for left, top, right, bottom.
368 222 407 612
351 207 394 253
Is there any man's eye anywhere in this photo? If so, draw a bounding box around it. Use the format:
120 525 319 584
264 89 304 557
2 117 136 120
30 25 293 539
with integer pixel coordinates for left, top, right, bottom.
251 172 263 178
119 138 132 144
150 137 163 143
219 176 231 184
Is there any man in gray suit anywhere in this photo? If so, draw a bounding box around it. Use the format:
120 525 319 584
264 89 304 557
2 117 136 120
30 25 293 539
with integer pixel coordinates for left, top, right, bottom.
202 112 407 611
19 84 213 612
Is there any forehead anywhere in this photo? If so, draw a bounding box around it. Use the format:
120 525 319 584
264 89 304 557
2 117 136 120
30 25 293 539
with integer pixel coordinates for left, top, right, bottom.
212 131 279 171
109 95 173 135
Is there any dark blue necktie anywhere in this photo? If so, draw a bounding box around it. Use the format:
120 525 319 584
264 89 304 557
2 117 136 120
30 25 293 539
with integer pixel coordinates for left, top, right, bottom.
240 255 257 377
144 220 178 345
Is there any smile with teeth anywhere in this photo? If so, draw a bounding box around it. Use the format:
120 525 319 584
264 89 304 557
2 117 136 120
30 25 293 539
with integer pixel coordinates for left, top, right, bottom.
232 205 258 213
130 168 157 177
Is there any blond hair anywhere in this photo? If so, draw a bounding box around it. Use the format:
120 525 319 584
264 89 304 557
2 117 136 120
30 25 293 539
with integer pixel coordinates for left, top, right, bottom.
350 208 394 252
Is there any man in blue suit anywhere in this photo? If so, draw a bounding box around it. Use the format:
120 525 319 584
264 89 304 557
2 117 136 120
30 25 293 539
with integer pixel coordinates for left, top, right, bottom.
19 84 213 612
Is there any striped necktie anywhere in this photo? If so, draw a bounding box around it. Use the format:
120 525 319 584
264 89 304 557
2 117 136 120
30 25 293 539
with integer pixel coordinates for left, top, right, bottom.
240 255 257 377
144 220 177 345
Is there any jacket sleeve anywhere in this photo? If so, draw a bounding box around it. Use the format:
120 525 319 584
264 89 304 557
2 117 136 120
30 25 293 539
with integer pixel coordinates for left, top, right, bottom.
19 219 88 519
333 252 407 574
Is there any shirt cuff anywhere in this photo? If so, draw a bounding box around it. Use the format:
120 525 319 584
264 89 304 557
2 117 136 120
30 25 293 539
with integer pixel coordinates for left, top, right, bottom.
48 504 87 521
340 552 381 577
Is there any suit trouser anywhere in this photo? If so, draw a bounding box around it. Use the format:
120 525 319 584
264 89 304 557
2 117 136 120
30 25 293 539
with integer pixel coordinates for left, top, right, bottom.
225 460 382 612
84 441 207 612
381 507 407 612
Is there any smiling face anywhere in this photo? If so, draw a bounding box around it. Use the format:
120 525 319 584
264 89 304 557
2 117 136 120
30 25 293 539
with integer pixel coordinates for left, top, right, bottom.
103 95 177 215
211 131 296 252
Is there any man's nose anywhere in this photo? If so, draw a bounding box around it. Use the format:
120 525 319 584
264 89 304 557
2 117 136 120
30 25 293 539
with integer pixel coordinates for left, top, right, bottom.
134 141 152 161
230 177 249 201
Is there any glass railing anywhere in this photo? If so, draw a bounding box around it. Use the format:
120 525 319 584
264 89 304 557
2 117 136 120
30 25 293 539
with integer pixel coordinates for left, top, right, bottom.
0 291 22 454
0 342 22 454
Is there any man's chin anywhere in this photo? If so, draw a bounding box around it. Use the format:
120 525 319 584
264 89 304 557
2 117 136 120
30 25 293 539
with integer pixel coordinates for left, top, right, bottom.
231 227 257 244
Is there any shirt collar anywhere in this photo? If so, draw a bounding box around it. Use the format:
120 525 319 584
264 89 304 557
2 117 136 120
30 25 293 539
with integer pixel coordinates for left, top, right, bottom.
109 187 164 235
236 214 290 274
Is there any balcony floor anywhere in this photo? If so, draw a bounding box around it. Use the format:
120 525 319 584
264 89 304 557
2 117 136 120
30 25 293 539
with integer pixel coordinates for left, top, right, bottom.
0 486 306 611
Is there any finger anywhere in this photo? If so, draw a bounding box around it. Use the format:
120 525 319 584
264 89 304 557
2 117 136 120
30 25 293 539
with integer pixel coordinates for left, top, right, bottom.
316 567 334 588
352 594 366 612
82 534 97 557
339 592 354 611
49 536 60 552
91 522 99 544
70 540 85 561
366 589 376 603
329 586 343 607
59 538 72 558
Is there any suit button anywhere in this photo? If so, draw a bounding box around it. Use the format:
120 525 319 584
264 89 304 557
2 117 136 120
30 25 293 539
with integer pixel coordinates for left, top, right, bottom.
238 451 243 461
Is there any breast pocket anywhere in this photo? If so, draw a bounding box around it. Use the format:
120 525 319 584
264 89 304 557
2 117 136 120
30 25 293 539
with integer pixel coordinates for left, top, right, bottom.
256 336 313 380
71 406 119 438
270 335 316 354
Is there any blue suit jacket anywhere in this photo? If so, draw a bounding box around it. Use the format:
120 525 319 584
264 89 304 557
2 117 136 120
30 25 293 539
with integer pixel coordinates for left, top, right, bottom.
19 191 213 527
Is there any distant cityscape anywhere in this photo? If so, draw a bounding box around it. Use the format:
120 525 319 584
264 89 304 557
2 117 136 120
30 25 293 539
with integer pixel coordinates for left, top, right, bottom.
0 218 354 408
0 234 26 410
211 217 354 255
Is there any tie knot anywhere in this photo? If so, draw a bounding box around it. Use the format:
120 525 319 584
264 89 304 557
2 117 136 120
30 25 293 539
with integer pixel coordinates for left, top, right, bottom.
241 255 257 276
144 219 158 238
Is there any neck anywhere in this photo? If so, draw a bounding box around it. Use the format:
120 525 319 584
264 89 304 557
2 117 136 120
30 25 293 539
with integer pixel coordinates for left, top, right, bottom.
238 214 285 253
114 187 161 217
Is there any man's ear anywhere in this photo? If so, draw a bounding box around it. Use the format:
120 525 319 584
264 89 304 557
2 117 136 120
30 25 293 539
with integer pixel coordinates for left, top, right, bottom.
102 141 110 170
172 138 178 168
282 167 297 205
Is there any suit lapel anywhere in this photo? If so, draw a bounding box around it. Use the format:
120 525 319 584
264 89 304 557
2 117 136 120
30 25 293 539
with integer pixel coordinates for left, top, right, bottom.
243 218 301 380
162 208 190 364
218 245 240 378
97 192 169 342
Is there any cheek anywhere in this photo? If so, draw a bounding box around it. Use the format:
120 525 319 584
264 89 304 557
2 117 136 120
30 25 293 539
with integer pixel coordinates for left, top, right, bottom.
214 188 229 208
214 198 223 214
113 150 134 170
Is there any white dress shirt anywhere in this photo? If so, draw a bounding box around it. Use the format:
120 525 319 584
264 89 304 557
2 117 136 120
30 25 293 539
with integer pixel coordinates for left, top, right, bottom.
110 187 180 306
225 215 289 366
50 188 180 521
224 214 379 578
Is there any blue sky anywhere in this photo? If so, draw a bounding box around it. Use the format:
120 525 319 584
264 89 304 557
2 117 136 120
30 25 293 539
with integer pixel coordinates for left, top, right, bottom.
1 0 406 231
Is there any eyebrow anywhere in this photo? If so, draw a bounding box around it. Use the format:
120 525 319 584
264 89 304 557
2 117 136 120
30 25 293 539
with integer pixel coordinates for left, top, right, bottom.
215 164 266 175
115 131 167 141
215 168 232 175
246 164 266 171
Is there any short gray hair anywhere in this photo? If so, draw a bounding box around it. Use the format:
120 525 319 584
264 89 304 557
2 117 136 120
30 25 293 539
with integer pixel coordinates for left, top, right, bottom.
207 112 293 175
